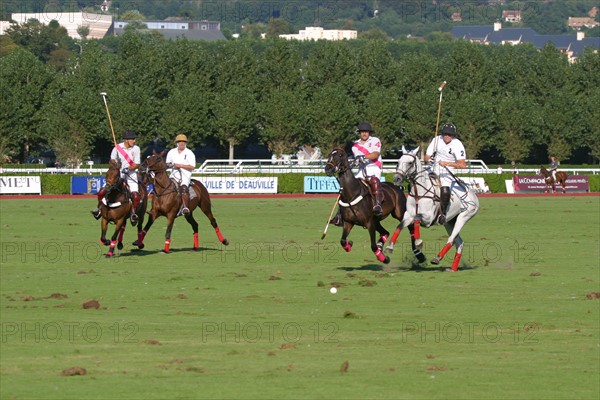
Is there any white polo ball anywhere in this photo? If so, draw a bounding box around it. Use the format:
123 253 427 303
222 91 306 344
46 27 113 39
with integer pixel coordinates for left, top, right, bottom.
330 287 337 294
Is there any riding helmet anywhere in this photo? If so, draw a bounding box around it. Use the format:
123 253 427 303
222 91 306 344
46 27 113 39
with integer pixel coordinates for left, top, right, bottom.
440 123 456 136
357 122 373 132
122 130 137 140
175 134 188 143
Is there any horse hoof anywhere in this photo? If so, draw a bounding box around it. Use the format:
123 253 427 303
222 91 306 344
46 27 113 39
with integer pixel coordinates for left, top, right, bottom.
416 253 427 263
383 256 390 264
222 239 229 246
160 250 170 254
430 257 441 265
384 246 394 254
101 239 110 246
132 240 139 246
117 242 123 250
138 244 145 250
105 253 113 258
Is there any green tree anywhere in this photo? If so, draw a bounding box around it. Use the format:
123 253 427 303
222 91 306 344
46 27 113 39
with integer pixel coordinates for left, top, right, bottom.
5 18 71 63
258 88 308 156
211 86 258 160
265 18 292 39
0 48 54 162
307 84 358 151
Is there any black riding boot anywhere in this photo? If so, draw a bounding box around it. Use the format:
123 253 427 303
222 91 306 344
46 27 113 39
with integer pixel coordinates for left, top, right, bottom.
330 209 343 227
181 185 190 215
91 186 107 219
370 176 383 216
438 186 451 224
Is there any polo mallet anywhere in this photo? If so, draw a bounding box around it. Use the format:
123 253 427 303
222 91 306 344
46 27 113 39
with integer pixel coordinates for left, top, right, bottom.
321 194 341 240
100 92 118 148
433 81 447 154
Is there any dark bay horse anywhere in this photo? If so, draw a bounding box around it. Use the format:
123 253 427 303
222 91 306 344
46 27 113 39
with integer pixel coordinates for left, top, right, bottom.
324 147 407 264
98 159 147 257
136 151 229 253
540 166 567 194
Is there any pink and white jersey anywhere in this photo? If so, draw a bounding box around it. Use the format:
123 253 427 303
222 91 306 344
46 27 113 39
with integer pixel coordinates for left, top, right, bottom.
352 136 383 179
352 137 382 168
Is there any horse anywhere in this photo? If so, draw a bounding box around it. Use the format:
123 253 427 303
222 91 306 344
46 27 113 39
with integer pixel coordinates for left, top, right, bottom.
324 147 408 264
136 150 229 253
98 159 147 257
539 166 567 194
387 146 479 271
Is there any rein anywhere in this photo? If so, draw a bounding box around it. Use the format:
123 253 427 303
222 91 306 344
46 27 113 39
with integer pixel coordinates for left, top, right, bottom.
142 161 177 197
401 154 438 202
327 152 368 213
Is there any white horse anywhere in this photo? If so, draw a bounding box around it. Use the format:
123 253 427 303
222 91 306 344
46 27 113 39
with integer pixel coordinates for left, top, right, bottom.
386 146 479 271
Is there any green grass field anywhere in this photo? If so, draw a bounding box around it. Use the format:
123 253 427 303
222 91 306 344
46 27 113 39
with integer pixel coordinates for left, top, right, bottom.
1 195 599 400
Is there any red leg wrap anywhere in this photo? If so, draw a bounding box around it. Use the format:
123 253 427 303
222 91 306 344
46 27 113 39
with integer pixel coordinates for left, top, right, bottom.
451 253 462 271
215 227 225 243
390 228 401 244
194 232 199 248
414 220 421 239
375 249 386 262
164 239 171 252
437 243 453 259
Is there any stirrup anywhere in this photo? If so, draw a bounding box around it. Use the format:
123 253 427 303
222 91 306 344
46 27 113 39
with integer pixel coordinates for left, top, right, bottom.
182 207 190 215
330 213 343 227
130 213 139 224
437 214 446 224
91 208 101 220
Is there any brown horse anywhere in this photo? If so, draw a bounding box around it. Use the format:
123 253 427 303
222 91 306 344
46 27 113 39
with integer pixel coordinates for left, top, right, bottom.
136 151 229 253
324 147 408 264
540 166 567 194
98 159 147 257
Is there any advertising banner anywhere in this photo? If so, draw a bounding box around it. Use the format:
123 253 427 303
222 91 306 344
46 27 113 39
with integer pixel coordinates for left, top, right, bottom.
304 176 340 193
512 175 589 193
303 176 386 193
71 176 106 194
195 177 278 194
0 176 42 195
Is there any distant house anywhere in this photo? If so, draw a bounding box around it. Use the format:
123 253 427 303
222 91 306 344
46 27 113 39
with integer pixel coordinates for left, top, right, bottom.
113 20 225 41
280 27 357 41
502 10 522 23
8 12 113 39
451 12 462 22
451 22 600 61
567 17 599 30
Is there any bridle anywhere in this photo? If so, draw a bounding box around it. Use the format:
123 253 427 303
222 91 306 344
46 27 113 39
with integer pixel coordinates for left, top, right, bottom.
140 156 177 196
105 163 125 196
397 153 438 201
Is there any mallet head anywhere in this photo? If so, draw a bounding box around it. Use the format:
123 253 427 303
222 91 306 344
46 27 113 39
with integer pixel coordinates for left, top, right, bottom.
438 81 447 92
100 92 107 97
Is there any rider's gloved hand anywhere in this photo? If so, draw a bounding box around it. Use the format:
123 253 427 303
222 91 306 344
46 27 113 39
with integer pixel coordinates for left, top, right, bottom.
121 167 129 174
166 162 174 168
428 152 436 166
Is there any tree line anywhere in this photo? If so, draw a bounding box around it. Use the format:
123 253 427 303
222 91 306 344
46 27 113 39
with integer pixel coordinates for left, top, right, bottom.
1 26 599 166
